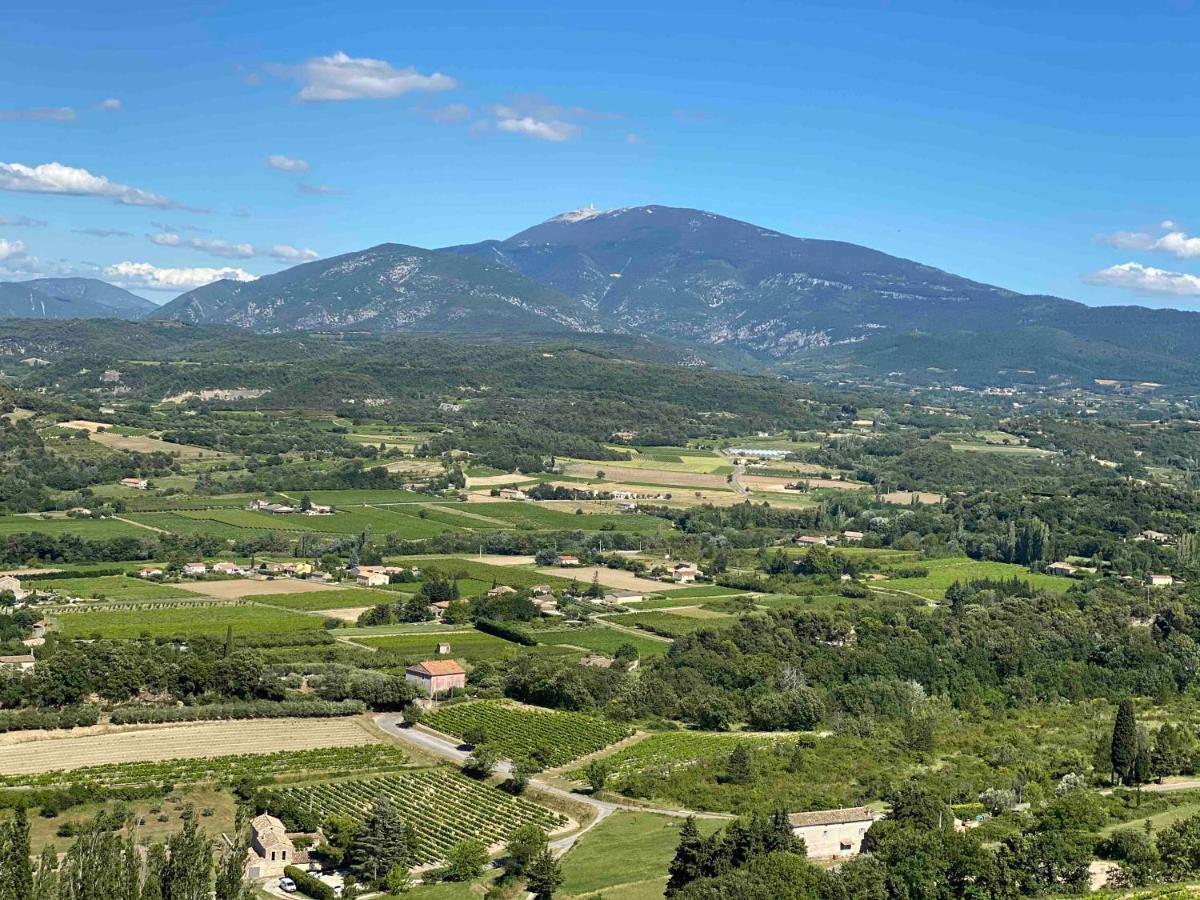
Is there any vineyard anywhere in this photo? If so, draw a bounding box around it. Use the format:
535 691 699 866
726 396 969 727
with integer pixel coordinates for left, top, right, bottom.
52 601 326 639
0 743 409 790
423 701 631 767
267 768 565 865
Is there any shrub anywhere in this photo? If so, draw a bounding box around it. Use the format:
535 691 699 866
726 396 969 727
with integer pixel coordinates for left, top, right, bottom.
283 865 336 900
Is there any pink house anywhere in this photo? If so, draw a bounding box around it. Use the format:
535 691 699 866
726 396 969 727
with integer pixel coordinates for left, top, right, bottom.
405 659 467 697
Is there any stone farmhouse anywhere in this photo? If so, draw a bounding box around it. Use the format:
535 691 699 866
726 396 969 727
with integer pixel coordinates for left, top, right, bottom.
788 806 879 859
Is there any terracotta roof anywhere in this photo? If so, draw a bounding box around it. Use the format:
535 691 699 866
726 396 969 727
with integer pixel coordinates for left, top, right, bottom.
788 807 876 828
407 660 466 677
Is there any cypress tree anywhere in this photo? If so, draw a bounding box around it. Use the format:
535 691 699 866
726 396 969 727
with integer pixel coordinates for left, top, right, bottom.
9 806 33 900
1112 698 1138 785
666 817 704 896
31 845 56 900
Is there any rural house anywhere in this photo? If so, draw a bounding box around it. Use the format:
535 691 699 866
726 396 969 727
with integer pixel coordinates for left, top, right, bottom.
356 568 390 587
0 576 28 601
246 813 292 879
405 659 467 697
1146 574 1175 587
1046 562 1077 577
558 554 581 567
120 478 148 490
211 562 247 576
138 567 164 579
0 654 36 673
498 487 529 501
841 530 865 543
182 562 207 577
788 807 879 859
486 585 518 597
672 562 701 584
796 535 828 547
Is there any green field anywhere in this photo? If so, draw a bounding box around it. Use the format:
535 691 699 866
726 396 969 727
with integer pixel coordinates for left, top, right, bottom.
53 602 326 639
423 700 631 766
268 768 564 866
609 610 738 638
559 812 726 899
581 731 788 780
535 625 670 658
357 630 524 661
454 503 666 533
251 588 387 611
0 515 153 539
400 557 574 590
34 575 197 601
875 556 1070 600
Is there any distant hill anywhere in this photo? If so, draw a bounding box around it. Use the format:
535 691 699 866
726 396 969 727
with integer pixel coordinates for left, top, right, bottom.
0 278 156 320
150 243 601 334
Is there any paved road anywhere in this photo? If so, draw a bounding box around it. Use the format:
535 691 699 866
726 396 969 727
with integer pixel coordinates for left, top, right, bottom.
374 714 727 856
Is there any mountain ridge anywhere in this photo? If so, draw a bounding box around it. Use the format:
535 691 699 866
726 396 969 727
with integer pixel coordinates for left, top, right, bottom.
0 277 156 321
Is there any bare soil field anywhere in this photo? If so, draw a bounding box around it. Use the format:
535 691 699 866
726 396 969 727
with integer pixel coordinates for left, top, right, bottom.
318 606 371 622
742 475 868 493
536 565 684 593
562 463 729 490
176 578 342 599
57 419 113 432
89 430 223 459
0 717 380 774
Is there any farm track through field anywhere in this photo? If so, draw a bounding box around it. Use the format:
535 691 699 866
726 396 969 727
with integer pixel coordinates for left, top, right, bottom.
594 614 674 643
113 515 170 534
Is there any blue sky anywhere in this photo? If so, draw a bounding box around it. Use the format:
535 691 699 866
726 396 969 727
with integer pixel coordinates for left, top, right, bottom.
2 0 1200 304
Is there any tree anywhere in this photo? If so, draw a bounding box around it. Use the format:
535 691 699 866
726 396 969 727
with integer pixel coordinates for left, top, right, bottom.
503 824 547 878
509 757 540 795
1 806 34 900
164 808 214 900
723 745 753 785
442 838 487 881
347 799 414 885
534 549 560 566
32 845 56 900
464 744 498 778
1158 812 1200 881
1112 699 1139 785
1133 728 1152 805
525 849 563 899
215 825 252 900
383 865 412 894
584 759 610 794
667 817 707 895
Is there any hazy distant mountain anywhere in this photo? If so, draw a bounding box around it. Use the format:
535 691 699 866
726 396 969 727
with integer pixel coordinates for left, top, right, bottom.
0 278 155 320
151 243 600 334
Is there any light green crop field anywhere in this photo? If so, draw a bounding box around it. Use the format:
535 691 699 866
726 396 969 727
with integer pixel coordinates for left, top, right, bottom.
249 588 386 611
400 557 574 589
534 625 670 658
35 575 197 600
0 515 153 539
559 812 726 899
610 610 738 638
298 489 430 505
875 557 1070 600
357 630 525 661
454 502 666 533
52 602 326 639
580 731 787 780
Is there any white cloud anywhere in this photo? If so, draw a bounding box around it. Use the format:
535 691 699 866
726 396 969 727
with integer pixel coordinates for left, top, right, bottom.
0 107 76 123
496 115 581 142
96 98 123 112
149 232 318 262
0 214 47 227
73 227 133 238
0 161 172 207
1085 262 1200 297
105 261 257 292
267 154 310 172
0 239 26 261
1096 222 1200 260
284 51 458 102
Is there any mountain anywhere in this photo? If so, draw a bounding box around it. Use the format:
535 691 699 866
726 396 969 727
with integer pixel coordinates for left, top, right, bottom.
443 205 1080 356
0 278 156 320
151 243 600 334
143 204 1200 388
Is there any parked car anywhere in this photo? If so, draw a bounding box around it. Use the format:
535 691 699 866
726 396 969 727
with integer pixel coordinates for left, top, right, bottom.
279 877 297 894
